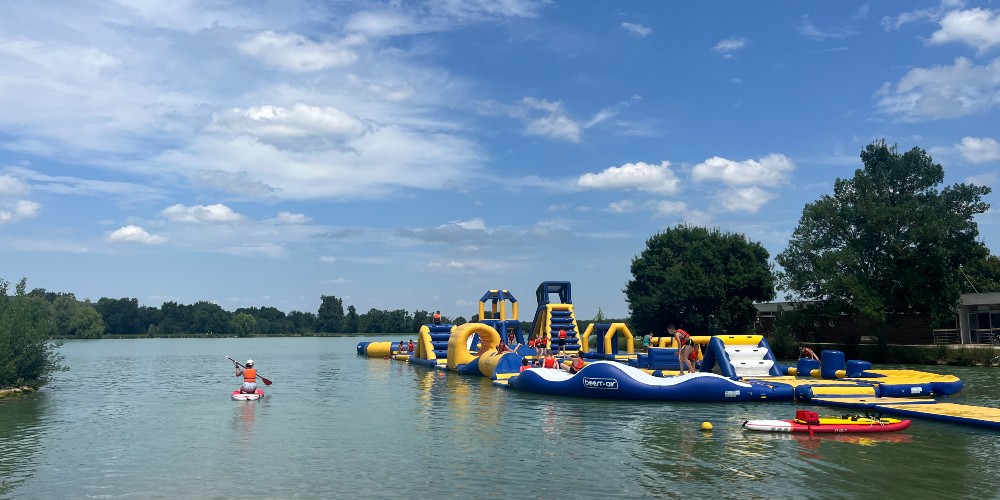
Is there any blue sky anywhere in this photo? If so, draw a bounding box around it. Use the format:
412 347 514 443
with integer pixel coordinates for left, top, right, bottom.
2 1 999 320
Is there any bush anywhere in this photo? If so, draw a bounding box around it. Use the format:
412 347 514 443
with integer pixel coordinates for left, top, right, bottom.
0 278 65 389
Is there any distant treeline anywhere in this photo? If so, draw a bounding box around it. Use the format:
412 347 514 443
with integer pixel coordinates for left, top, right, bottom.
24 289 627 338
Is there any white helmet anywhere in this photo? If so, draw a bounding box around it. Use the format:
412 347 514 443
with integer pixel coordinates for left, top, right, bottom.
246 359 254 366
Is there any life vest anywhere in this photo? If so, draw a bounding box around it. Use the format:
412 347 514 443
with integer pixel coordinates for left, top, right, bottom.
571 357 585 371
520 365 530 372
243 368 256 383
543 356 556 368
559 330 567 339
675 328 691 344
432 313 441 322
408 341 415 351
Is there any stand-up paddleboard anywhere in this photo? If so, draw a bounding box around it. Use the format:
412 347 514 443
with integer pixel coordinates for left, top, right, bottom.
742 410 910 433
232 389 264 401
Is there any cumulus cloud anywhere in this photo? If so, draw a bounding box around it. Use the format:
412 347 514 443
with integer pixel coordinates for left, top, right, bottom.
716 186 775 213
238 32 366 73
577 161 681 195
0 174 30 195
929 8 1000 53
319 255 337 263
209 104 370 142
876 57 1000 121
691 154 795 187
713 37 747 56
161 203 245 223
957 137 1000 163
621 22 652 37
0 200 40 224
108 224 167 244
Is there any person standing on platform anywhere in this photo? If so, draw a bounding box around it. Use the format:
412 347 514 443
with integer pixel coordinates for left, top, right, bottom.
668 325 696 375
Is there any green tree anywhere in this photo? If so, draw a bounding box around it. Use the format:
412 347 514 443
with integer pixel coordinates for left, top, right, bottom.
230 313 258 338
344 305 359 334
95 297 140 334
776 139 992 340
53 295 105 338
624 224 775 335
317 295 344 333
0 278 64 389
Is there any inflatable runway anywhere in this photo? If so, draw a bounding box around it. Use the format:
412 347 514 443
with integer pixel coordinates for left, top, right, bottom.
509 361 793 402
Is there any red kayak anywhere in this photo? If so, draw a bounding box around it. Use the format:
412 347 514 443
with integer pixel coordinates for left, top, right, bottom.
231 389 264 401
742 410 910 433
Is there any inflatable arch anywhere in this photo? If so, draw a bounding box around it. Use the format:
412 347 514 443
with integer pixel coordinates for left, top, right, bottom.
446 322 522 378
579 322 635 356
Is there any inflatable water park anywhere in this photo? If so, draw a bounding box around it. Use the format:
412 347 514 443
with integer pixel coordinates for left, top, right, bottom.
355 281 1000 431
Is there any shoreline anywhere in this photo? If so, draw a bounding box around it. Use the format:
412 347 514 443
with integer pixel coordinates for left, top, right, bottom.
0 386 36 398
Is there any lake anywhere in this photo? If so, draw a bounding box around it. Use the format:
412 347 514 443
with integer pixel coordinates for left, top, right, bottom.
2 337 999 499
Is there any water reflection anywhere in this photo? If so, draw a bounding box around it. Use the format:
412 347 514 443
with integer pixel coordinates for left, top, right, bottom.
0 393 48 496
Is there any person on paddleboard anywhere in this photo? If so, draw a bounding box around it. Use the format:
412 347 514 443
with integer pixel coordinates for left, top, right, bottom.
237 359 258 394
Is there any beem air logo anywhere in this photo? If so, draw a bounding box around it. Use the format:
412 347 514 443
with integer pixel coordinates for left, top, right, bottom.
582 377 619 390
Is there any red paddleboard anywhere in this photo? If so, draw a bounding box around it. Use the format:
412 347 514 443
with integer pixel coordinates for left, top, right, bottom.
232 389 264 401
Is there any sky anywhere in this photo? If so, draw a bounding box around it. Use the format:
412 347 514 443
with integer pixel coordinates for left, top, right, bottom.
1 1 999 321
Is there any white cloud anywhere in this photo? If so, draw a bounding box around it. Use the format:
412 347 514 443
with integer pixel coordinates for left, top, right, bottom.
716 186 775 213
0 174 30 195
275 212 311 224
108 224 167 244
319 255 337 263
238 32 366 73
209 104 370 142
652 200 687 217
691 154 795 187
621 22 652 37
966 172 999 186
876 57 1000 121
161 203 245 223
0 200 41 224
609 200 635 213
512 97 582 142
577 161 681 195
713 37 747 56
957 137 1000 163
798 14 857 40
929 8 1000 53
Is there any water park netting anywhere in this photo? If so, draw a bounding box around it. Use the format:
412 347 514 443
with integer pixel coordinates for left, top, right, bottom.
356 281 1000 430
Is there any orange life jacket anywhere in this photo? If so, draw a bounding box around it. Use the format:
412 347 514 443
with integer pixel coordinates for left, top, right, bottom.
520 365 530 372
572 357 585 371
559 330 567 339
243 368 256 383
543 356 556 368
433 313 441 321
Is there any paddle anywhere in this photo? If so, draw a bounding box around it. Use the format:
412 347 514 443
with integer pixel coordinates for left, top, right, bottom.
227 356 273 386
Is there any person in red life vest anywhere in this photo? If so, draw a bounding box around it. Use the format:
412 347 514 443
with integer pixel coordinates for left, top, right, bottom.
542 354 557 369
432 311 442 324
537 335 549 358
236 359 258 394
520 357 531 372
668 324 697 375
800 346 819 360
564 351 586 374
408 339 415 352
507 330 516 345
557 328 568 355
398 340 406 353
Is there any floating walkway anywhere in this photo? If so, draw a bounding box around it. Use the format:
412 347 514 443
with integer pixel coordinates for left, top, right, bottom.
808 397 1000 430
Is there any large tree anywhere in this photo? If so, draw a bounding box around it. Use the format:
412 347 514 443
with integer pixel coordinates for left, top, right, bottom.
776 139 992 337
625 224 775 335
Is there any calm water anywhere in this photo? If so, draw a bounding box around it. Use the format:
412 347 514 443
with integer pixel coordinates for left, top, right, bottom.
2 337 1000 499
